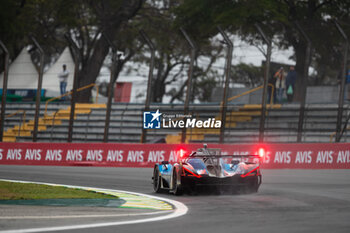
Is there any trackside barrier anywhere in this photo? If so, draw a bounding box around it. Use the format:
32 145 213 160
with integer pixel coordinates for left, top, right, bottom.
0 142 349 169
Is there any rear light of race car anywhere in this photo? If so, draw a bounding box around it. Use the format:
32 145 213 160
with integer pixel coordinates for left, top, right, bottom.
258 148 266 158
241 166 259 178
182 166 202 178
180 149 186 158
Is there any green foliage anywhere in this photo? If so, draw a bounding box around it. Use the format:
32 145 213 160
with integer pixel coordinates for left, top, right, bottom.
232 63 263 87
174 0 287 38
193 74 218 102
126 0 224 103
0 0 33 65
174 0 350 102
0 181 118 200
4 0 350 103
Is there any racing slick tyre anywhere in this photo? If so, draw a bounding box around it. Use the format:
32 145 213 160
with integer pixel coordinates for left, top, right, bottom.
172 169 183 196
240 176 259 194
250 176 259 193
153 166 162 193
246 176 259 193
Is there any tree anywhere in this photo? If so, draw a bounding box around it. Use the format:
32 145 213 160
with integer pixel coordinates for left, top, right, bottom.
1 0 226 104
65 0 143 102
1 0 143 102
232 63 263 87
125 0 224 103
0 0 35 72
174 0 350 102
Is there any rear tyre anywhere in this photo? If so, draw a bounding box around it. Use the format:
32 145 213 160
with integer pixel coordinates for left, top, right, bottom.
153 166 161 193
249 176 259 193
172 170 183 196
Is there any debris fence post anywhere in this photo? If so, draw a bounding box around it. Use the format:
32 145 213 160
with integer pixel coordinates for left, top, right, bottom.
30 37 45 142
102 33 118 143
255 24 272 143
180 27 196 143
217 26 233 144
334 21 349 142
139 30 156 143
0 41 9 141
294 22 311 143
65 34 80 142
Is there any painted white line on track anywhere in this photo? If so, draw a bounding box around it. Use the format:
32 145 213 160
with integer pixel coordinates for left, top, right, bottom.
0 210 172 219
0 179 188 233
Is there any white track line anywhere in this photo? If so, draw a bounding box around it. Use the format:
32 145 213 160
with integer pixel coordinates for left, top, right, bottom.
0 179 188 233
0 210 172 219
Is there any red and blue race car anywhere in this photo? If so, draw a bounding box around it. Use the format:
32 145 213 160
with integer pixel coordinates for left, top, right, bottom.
152 144 264 195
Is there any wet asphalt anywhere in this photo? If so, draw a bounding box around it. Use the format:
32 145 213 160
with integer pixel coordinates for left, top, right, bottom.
0 165 350 233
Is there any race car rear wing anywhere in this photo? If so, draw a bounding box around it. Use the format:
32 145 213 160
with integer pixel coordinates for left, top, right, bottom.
186 144 265 159
186 152 262 165
188 152 262 158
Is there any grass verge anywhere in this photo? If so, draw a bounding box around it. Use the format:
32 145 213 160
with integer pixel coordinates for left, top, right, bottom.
0 181 118 200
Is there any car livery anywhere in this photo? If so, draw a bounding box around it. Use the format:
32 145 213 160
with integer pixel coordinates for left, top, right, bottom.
152 144 264 195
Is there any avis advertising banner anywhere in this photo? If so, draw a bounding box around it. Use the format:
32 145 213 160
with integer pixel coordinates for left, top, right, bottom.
0 142 349 169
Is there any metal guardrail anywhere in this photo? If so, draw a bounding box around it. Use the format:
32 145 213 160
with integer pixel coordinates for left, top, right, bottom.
330 107 350 142
50 110 59 142
5 110 26 120
180 84 276 141
119 107 127 142
226 84 275 105
44 83 100 116
330 127 350 143
2 102 348 143
85 110 93 142
1 110 27 140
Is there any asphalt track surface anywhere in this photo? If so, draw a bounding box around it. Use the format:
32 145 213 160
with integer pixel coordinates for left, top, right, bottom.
1 165 350 233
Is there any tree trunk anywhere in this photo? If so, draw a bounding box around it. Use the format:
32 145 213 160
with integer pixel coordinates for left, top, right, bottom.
74 0 143 102
152 79 166 103
76 37 110 102
152 60 165 103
